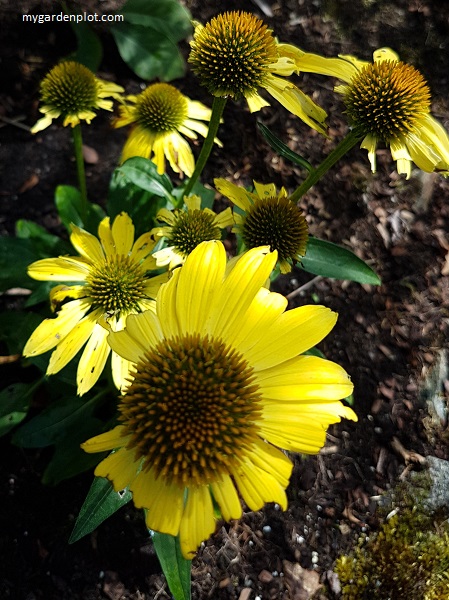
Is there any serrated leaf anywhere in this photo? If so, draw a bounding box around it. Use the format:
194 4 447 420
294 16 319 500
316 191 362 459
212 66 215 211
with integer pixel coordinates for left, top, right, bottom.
151 531 191 600
300 237 381 284
111 22 185 81
69 476 132 543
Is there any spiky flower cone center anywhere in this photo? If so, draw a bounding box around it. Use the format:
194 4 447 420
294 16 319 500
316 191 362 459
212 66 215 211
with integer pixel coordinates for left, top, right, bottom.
120 334 262 487
188 11 279 99
85 256 147 314
40 61 99 115
136 83 188 133
345 60 431 140
243 196 308 263
169 209 222 258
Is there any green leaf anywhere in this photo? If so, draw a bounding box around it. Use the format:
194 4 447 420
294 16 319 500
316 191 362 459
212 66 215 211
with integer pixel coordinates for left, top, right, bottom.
174 180 216 210
12 395 101 448
0 382 39 437
111 22 186 81
117 157 174 200
0 236 40 291
300 237 381 284
54 185 105 234
257 122 313 172
15 219 70 255
151 531 191 600
70 476 132 543
118 0 192 42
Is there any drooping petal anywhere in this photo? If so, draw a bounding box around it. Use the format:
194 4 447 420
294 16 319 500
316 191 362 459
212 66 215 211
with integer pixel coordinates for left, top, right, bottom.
179 486 216 558
93 448 141 492
360 134 379 173
214 178 254 212
132 469 184 537
210 474 242 521
77 322 111 395
233 460 287 511
46 310 99 374
23 299 91 356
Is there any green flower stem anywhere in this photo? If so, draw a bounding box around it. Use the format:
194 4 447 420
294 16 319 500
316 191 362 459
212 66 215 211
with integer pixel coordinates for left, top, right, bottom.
181 96 228 203
289 128 364 203
72 123 89 224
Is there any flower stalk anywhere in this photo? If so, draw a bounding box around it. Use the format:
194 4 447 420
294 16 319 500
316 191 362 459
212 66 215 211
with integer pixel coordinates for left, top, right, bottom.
181 96 227 202
71 123 89 224
290 128 364 202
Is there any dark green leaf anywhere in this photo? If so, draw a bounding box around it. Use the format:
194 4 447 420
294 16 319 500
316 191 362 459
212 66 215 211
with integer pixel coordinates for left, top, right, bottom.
257 122 313 172
0 236 40 291
70 476 132 543
152 531 191 600
111 22 186 81
118 0 192 42
0 382 39 437
12 395 101 448
300 237 381 284
15 219 70 255
117 157 173 199
174 180 216 210
54 185 105 234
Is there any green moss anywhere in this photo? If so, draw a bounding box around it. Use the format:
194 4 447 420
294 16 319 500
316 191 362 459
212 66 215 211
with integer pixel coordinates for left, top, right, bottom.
335 506 449 599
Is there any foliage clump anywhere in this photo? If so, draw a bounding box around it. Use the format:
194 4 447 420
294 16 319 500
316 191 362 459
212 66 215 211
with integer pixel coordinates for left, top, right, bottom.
335 506 449 599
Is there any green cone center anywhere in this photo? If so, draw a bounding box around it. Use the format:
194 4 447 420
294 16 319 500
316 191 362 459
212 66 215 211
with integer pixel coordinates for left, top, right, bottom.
168 209 222 258
136 83 188 133
85 256 147 314
243 195 308 263
40 61 99 115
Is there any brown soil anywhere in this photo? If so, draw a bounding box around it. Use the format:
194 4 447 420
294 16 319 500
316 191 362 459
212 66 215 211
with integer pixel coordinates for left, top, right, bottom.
1 1 449 599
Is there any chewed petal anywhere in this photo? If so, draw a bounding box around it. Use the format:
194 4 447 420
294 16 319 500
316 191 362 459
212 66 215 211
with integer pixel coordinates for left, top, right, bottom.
179 486 216 559
214 178 254 212
93 447 140 492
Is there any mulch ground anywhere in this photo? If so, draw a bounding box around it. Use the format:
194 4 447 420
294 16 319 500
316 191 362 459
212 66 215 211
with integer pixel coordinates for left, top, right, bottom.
1 0 448 598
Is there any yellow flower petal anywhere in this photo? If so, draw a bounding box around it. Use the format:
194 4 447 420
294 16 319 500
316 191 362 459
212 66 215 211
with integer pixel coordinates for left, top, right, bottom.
111 350 133 393
77 322 111 395
28 256 91 281
156 268 182 339
82 425 128 453
175 240 226 335
23 299 91 356
247 438 293 489
207 246 277 340
107 311 162 364
70 225 104 263
245 305 337 369
132 469 184 537
112 212 134 255
94 448 140 492
47 310 99 374
210 475 242 521
179 486 216 559
234 460 287 511
214 178 253 212
257 355 353 401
